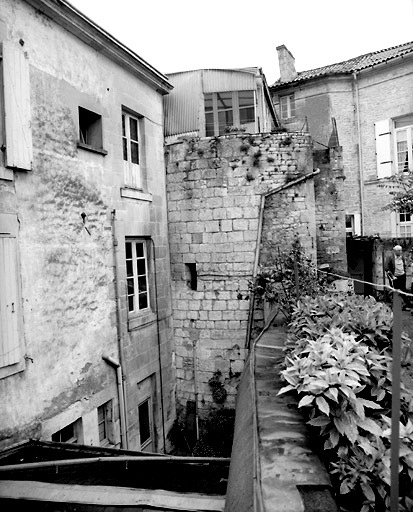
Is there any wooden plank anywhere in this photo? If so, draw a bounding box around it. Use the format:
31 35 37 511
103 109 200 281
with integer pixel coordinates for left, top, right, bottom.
0 481 225 512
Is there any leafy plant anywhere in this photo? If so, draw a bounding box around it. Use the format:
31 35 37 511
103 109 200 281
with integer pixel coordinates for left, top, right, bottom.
278 293 413 511
251 238 329 320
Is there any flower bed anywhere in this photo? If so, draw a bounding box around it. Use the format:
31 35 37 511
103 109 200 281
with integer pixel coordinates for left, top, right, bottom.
279 294 413 511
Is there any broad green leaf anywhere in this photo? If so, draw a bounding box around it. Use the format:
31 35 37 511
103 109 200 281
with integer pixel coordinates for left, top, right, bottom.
361 482 375 503
298 394 315 408
278 385 295 395
307 415 330 427
358 418 383 436
359 399 382 410
316 396 330 415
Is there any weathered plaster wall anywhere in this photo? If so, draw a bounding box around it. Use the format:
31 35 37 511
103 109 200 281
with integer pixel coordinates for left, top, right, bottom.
0 0 174 452
166 132 314 417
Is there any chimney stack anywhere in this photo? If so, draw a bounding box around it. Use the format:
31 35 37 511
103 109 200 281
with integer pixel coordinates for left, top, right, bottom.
276 45 297 82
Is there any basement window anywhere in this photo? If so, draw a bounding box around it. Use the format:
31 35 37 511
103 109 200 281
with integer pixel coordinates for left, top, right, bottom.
78 107 107 155
138 398 152 448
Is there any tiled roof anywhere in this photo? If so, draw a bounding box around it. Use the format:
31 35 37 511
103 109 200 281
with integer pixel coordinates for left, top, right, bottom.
272 41 413 87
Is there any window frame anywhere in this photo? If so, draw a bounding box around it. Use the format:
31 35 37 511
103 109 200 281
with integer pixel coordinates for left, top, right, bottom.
279 93 296 120
122 110 143 189
394 120 413 174
51 418 83 444
77 106 107 156
397 209 413 237
98 400 114 446
138 397 153 449
125 238 156 330
204 90 256 136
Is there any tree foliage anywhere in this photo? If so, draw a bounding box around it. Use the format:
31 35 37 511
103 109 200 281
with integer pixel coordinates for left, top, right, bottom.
380 171 413 213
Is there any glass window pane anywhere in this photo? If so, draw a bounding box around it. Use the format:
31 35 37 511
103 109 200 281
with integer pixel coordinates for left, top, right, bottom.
204 93 213 113
138 400 151 445
122 114 126 137
126 260 133 277
127 278 134 294
125 242 132 259
130 117 138 141
139 293 148 309
218 109 233 134
216 92 232 110
123 138 128 161
137 259 146 276
138 275 147 292
128 295 134 312
238 90 254 107
131 141 139 165
135 243 144 258
240 106 255 124
205 112 214 137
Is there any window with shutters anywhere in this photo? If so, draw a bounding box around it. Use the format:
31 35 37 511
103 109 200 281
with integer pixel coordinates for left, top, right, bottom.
204 90 256 136
0 213 24 380
1 41 33 177
375 115 413 178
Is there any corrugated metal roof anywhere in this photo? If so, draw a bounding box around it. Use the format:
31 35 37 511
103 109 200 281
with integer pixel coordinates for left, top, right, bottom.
272 40 413 88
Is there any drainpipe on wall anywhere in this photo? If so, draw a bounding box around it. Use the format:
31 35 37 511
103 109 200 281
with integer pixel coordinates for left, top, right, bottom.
150 239 167 454
110 209 129 448
353 71 365 236
102 355 128 449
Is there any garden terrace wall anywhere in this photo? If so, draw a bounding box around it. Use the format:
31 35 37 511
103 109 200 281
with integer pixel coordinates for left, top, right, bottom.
165 132 314 418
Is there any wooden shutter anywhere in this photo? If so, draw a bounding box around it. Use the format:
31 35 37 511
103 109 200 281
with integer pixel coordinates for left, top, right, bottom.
0 236 21 367
3 41 33 170
375 119 392 178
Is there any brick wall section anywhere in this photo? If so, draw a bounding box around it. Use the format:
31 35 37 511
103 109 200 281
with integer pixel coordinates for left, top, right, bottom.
166 132 314 416
314 147 347 272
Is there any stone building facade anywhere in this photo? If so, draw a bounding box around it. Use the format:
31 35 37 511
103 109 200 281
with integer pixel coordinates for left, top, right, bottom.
271 42 413 239
165 131 346 421
0 0 175 452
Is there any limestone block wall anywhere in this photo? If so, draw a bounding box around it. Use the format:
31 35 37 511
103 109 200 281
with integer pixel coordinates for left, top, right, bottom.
314 147 347 273
165 132 314 416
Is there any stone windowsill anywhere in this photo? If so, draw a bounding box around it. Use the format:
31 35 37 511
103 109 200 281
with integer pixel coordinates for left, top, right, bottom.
120 187 153 202
77 142 108 156
128 310 157 331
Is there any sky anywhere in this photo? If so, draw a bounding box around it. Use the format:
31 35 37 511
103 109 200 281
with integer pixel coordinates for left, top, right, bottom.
69 0 413 85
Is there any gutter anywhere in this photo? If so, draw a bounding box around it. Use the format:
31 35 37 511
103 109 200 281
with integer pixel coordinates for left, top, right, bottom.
109 209 129 449
353 71 365 235
103 355 128 450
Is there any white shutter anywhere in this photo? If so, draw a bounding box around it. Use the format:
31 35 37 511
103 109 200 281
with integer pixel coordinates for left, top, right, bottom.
374 119 392 178
3 41 33 171
0 236 21 367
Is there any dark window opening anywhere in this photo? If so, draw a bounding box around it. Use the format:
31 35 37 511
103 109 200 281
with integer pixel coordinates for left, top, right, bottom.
78 107 103 149
138 399 151 446
185 263 197 290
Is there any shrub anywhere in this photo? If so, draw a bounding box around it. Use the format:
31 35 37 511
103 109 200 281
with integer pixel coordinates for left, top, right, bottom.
279 293 413 511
